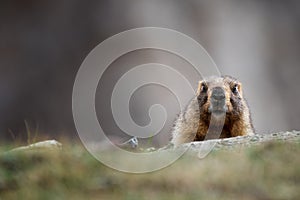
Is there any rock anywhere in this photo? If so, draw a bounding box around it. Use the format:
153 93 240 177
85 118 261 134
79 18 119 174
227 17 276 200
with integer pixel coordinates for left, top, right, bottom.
8 140 62 153
169 131 300 155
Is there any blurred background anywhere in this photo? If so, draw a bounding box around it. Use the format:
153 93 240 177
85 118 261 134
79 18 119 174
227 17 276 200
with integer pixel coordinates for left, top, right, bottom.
0 0 299 145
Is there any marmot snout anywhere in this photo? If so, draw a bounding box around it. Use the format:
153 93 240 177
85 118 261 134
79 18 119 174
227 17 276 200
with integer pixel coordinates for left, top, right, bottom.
171 75 254 146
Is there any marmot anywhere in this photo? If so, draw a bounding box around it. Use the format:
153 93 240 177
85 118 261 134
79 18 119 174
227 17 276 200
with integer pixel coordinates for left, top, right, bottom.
171 75 254 146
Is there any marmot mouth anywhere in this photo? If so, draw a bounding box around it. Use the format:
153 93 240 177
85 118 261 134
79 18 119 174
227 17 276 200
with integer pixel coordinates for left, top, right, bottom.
208 103 228 115
210 109 226 115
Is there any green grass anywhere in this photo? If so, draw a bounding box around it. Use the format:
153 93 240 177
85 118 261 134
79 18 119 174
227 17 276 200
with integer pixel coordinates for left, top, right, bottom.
0 141 300 200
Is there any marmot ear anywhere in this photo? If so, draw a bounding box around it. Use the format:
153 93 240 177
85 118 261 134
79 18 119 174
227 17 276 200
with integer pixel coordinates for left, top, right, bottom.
238 83 243 96
196 80 203 96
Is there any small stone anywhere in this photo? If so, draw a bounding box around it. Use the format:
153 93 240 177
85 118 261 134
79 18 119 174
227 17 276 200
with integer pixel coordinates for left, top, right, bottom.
145 147 156 152
250 136 259 142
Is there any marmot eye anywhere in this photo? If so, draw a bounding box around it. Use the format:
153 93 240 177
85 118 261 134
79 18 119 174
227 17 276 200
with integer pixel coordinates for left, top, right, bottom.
232 84 239 94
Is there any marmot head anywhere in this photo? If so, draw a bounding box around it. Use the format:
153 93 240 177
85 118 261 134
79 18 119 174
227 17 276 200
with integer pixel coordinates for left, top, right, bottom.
196 75 245 120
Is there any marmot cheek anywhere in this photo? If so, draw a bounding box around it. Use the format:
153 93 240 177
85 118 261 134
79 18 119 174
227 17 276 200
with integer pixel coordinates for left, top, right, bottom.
201 102 210 113
227 104 233 113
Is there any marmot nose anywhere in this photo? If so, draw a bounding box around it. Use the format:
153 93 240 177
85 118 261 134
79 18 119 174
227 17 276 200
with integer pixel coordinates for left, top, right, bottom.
211 87 225 100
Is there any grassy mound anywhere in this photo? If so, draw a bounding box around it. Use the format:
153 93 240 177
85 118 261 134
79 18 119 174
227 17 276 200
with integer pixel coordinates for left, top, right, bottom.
0 140 299 200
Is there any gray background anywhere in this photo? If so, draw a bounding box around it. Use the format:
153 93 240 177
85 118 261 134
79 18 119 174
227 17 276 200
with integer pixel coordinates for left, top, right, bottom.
1 0 299 144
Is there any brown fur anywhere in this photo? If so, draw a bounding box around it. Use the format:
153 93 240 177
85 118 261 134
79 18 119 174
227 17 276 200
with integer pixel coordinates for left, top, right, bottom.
171 75 254 146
